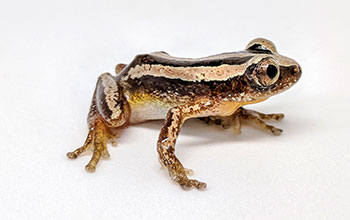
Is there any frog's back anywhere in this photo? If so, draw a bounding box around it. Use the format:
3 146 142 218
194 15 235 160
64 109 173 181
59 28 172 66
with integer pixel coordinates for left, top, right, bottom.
117 51 254 95
116 51 255 123
118 51 253 72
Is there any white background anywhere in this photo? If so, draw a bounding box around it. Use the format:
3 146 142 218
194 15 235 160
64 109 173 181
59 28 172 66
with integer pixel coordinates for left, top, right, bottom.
1 0 350 219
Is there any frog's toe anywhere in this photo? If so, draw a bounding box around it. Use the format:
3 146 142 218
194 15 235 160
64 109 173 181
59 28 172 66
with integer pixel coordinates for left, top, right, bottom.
272 113 284 121
101 149 110 158
85 164 96 172
168 163 206 190
189 179 207 189
268 126 283 136
260 113 284 121
66 129 94 159
179 178 207 190
66 151 77 159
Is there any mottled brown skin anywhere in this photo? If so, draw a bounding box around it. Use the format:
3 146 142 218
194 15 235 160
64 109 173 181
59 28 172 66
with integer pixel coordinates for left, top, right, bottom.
67 38 302 189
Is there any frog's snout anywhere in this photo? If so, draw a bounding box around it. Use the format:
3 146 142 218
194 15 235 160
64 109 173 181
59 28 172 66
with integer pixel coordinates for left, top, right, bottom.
292 63 302 81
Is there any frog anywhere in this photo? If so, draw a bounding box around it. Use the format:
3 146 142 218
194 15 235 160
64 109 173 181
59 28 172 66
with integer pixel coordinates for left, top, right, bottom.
67 38 302 190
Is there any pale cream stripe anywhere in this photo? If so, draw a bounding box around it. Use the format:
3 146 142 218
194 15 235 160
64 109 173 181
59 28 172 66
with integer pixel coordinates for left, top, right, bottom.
127 64 247 82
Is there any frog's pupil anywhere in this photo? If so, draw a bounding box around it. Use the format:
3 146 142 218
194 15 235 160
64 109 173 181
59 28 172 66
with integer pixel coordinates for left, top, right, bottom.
267 65 278 79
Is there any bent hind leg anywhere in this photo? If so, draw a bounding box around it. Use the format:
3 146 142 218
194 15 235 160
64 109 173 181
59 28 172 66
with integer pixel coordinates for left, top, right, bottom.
199 107 284 135
67 72 130 171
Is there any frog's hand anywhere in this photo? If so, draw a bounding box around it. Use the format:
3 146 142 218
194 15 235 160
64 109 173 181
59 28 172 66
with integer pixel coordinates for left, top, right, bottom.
157 100 215 190
199 107 284 135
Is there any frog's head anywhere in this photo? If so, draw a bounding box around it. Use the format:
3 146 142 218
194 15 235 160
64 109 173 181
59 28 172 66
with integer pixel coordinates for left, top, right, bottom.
240 38 302 100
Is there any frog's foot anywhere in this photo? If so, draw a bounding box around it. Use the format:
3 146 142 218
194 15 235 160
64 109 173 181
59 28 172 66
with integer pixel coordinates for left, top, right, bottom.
200 107 284 136
159 156 205 189
66 119 109 172
167 159 207 190
115 63 127 74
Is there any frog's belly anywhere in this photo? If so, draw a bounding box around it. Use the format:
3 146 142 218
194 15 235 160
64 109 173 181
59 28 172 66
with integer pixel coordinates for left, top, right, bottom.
128 101 172 124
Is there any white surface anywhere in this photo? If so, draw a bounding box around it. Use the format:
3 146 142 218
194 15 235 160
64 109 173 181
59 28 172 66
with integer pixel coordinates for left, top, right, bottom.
1 0 350 219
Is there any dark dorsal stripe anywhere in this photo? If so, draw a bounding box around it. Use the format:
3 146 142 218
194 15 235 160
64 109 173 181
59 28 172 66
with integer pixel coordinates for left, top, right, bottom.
131 53 253 67
126 74 248 98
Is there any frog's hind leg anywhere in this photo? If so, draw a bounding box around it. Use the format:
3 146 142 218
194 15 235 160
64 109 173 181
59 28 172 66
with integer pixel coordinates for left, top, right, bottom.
67 72 130 172
199 107 284 135
115 63 127 74
241 108 284 122
199 113 242 134
67 119 109 172
239 108 284 135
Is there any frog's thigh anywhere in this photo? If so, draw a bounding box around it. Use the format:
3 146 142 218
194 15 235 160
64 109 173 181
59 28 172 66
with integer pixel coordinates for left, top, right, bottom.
157 101 212 189
94 73 130 127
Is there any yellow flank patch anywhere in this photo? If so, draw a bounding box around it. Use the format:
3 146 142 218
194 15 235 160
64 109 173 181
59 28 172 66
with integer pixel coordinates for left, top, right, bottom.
128 92 161 107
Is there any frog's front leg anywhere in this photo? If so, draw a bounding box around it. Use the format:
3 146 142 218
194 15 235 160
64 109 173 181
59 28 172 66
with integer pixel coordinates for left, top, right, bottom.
200 107 284 135
67 73 130 172
157 101 214 190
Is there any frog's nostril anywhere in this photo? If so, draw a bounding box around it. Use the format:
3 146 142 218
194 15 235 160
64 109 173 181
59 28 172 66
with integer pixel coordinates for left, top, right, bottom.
293 65 300 75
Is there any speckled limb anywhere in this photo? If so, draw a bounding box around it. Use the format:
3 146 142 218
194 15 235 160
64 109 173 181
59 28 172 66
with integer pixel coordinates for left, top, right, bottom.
157 101 213 189
84 120 108 172
240 108 283 135
67 72 129 171
66 129 94 159
241 108 284 122
67 119 109 172
200 107 284 135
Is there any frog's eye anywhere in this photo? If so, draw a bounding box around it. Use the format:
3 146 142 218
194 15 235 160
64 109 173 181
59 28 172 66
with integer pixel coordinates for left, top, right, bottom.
251 58 280 87
245 38 277 53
